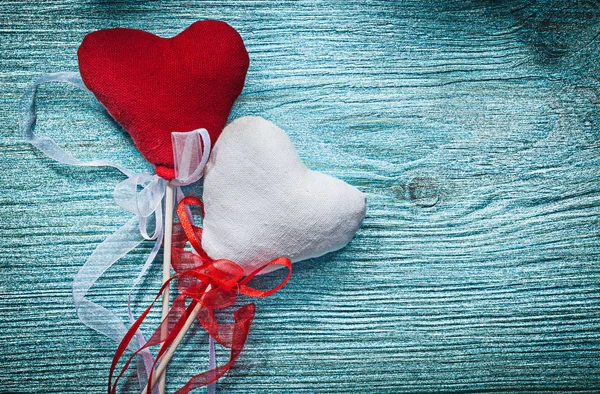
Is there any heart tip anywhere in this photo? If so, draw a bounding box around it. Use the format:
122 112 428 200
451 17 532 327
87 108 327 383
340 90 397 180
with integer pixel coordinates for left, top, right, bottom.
156 165 176 181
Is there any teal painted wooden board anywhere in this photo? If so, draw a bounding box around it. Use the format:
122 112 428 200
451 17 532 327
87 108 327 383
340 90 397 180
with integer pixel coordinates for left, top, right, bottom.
2 0 600 392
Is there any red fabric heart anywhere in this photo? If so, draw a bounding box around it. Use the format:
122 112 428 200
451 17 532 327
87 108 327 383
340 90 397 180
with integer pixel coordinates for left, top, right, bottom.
78 20 249 180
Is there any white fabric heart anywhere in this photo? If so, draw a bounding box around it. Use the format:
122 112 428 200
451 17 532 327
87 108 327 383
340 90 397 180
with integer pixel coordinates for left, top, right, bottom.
201 116 367 273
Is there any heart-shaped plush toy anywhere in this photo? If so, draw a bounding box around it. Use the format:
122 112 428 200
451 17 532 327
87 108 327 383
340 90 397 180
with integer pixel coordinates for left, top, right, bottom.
201 116 367 273
78 20 249 180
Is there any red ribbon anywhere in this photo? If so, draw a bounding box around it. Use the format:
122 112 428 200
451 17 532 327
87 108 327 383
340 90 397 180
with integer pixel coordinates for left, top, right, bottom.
109 196 292 394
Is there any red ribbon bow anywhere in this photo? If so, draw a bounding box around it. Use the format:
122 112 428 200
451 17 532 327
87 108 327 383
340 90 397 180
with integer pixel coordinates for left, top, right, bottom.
109 196 292 394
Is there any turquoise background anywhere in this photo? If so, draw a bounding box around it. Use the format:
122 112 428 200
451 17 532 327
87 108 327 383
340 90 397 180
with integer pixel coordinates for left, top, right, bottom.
2 1 600 392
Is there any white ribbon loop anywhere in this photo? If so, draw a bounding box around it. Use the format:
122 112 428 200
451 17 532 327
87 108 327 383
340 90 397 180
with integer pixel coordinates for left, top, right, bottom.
114 174 165 240
19 72 136 178
172 129 211 186
19 71 211 392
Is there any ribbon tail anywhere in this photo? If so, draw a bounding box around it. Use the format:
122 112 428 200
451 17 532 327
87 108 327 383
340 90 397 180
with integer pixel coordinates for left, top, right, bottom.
173 304 256 394
129 295 158 394
110 278 187 394
19 71 135 178
128 221 165 393
206 336 216 394
72 215 144 351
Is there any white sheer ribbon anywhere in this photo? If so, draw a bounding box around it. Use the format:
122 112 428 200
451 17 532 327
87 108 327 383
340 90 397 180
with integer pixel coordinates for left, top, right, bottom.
19 72 211 392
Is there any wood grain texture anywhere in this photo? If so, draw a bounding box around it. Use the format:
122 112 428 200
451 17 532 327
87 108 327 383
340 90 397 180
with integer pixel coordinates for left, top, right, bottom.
1 0 600 392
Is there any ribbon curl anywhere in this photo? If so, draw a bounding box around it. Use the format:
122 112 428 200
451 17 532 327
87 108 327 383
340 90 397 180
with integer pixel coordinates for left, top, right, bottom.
19 72 211 391
109 196 293 394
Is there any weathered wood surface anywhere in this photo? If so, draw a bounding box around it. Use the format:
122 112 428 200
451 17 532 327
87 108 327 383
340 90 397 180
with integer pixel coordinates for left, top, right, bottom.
1 1 600 392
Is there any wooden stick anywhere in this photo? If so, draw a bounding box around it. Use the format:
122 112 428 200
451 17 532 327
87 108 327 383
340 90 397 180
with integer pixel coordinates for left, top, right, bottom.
141 287 208 394
158 183 175 394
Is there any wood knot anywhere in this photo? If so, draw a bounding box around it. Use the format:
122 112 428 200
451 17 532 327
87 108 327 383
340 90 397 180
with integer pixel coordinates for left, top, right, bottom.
407 176 440 208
